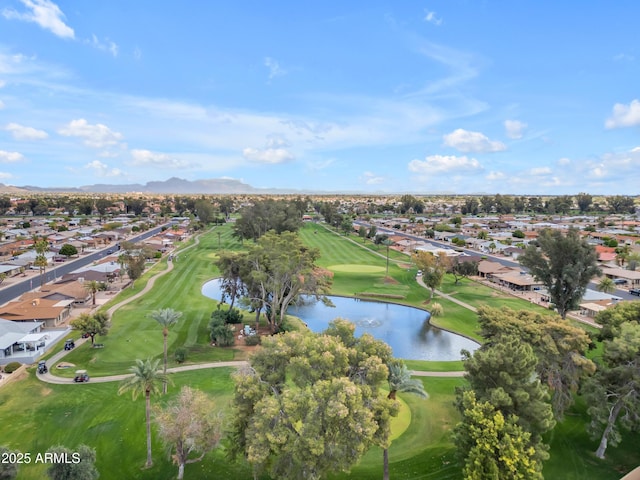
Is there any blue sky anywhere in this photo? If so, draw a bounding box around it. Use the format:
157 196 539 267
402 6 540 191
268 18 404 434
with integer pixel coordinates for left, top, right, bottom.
1 1 639 194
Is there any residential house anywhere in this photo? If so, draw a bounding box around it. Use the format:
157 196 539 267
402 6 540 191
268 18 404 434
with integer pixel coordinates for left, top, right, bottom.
600 266 640 288
57 270 113 285
0 319 45 365
595 245 617 264
502 246 525 260
492 270 542 292
578 289 623 318
0 297 71 328
477 260 513 279
23 280 92 306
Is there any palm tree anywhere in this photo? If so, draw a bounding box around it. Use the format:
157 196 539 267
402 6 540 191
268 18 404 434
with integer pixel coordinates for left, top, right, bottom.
383 239 393 277
33 238 49 287
118 359 169 468
150 308 183 394
597 277 616 294
383 361 429 480
84 280 101 306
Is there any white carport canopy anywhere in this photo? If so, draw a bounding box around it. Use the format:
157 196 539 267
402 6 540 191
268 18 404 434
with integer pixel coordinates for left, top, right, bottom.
20 333 49 343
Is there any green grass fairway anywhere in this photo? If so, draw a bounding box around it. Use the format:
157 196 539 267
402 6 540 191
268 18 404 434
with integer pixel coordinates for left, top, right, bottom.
328 264 386 273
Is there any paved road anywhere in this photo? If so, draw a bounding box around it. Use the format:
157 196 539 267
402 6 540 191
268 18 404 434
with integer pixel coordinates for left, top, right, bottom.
0 225 167 306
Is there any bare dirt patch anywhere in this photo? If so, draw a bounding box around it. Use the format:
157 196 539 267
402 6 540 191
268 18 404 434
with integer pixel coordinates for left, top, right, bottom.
225 324 274 355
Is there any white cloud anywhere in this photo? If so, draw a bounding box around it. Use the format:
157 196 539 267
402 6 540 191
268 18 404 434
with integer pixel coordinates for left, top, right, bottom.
133 47 142 60
130 149 193 168
58 119 123 148
557 157 571 166
443 128 506 153
504 119 527 139
0 150 25 163
307 158 335 171
243 136 294 164
605 99 640 129
243 147 294 164
423 10 442 26
613 53 635 62
590 146 640 178
0 172 13 179
264 57 286 80
0 80 5 88
85 160 123 177
0 100 4 109
361 171 385 185
408 154 482 174
5 122 48 140
88 35 118 57
528 166 552 176
486 171 505 181
2 0 74 39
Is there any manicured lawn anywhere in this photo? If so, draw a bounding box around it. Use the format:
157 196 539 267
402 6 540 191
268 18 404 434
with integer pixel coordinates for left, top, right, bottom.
49 227 248 376
0 369 250 480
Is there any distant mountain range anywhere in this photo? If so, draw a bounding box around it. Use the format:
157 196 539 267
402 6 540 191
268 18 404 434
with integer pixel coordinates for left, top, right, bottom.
0 177 302 195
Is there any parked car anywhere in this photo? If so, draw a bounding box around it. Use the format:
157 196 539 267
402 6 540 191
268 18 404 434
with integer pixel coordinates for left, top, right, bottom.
73 370 89 383
37 361 47 374
64 339 75 350
630 288 640 296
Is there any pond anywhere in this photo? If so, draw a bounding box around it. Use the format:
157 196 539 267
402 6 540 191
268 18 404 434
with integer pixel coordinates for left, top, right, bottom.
202 280 478 361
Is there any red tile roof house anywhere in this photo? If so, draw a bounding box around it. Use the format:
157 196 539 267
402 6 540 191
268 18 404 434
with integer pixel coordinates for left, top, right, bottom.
0 297 71 328
595 245 617 264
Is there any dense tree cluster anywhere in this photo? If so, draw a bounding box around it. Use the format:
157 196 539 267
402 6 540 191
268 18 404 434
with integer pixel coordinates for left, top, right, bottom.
233 199 305 241
454 304 608 477
584 302 640 459
216 230 331 332
228 319 399 480
475 306 595 419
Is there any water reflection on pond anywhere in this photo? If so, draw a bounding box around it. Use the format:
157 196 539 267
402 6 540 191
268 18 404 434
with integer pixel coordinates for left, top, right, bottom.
202 280 478 361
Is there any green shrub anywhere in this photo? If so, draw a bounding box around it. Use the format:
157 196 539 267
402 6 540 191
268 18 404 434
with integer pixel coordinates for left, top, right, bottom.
211 307 243 324
4 362 21 373
429 302 444 317
244 335 261 346
211 324 235 347
174 347 187 364
225 308 243 324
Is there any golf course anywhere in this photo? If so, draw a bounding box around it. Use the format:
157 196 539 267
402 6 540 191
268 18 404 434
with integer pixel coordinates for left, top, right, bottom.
0 222 637 479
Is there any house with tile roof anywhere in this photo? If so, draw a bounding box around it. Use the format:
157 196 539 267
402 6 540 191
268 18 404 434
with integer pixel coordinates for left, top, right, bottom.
0 297 71 328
